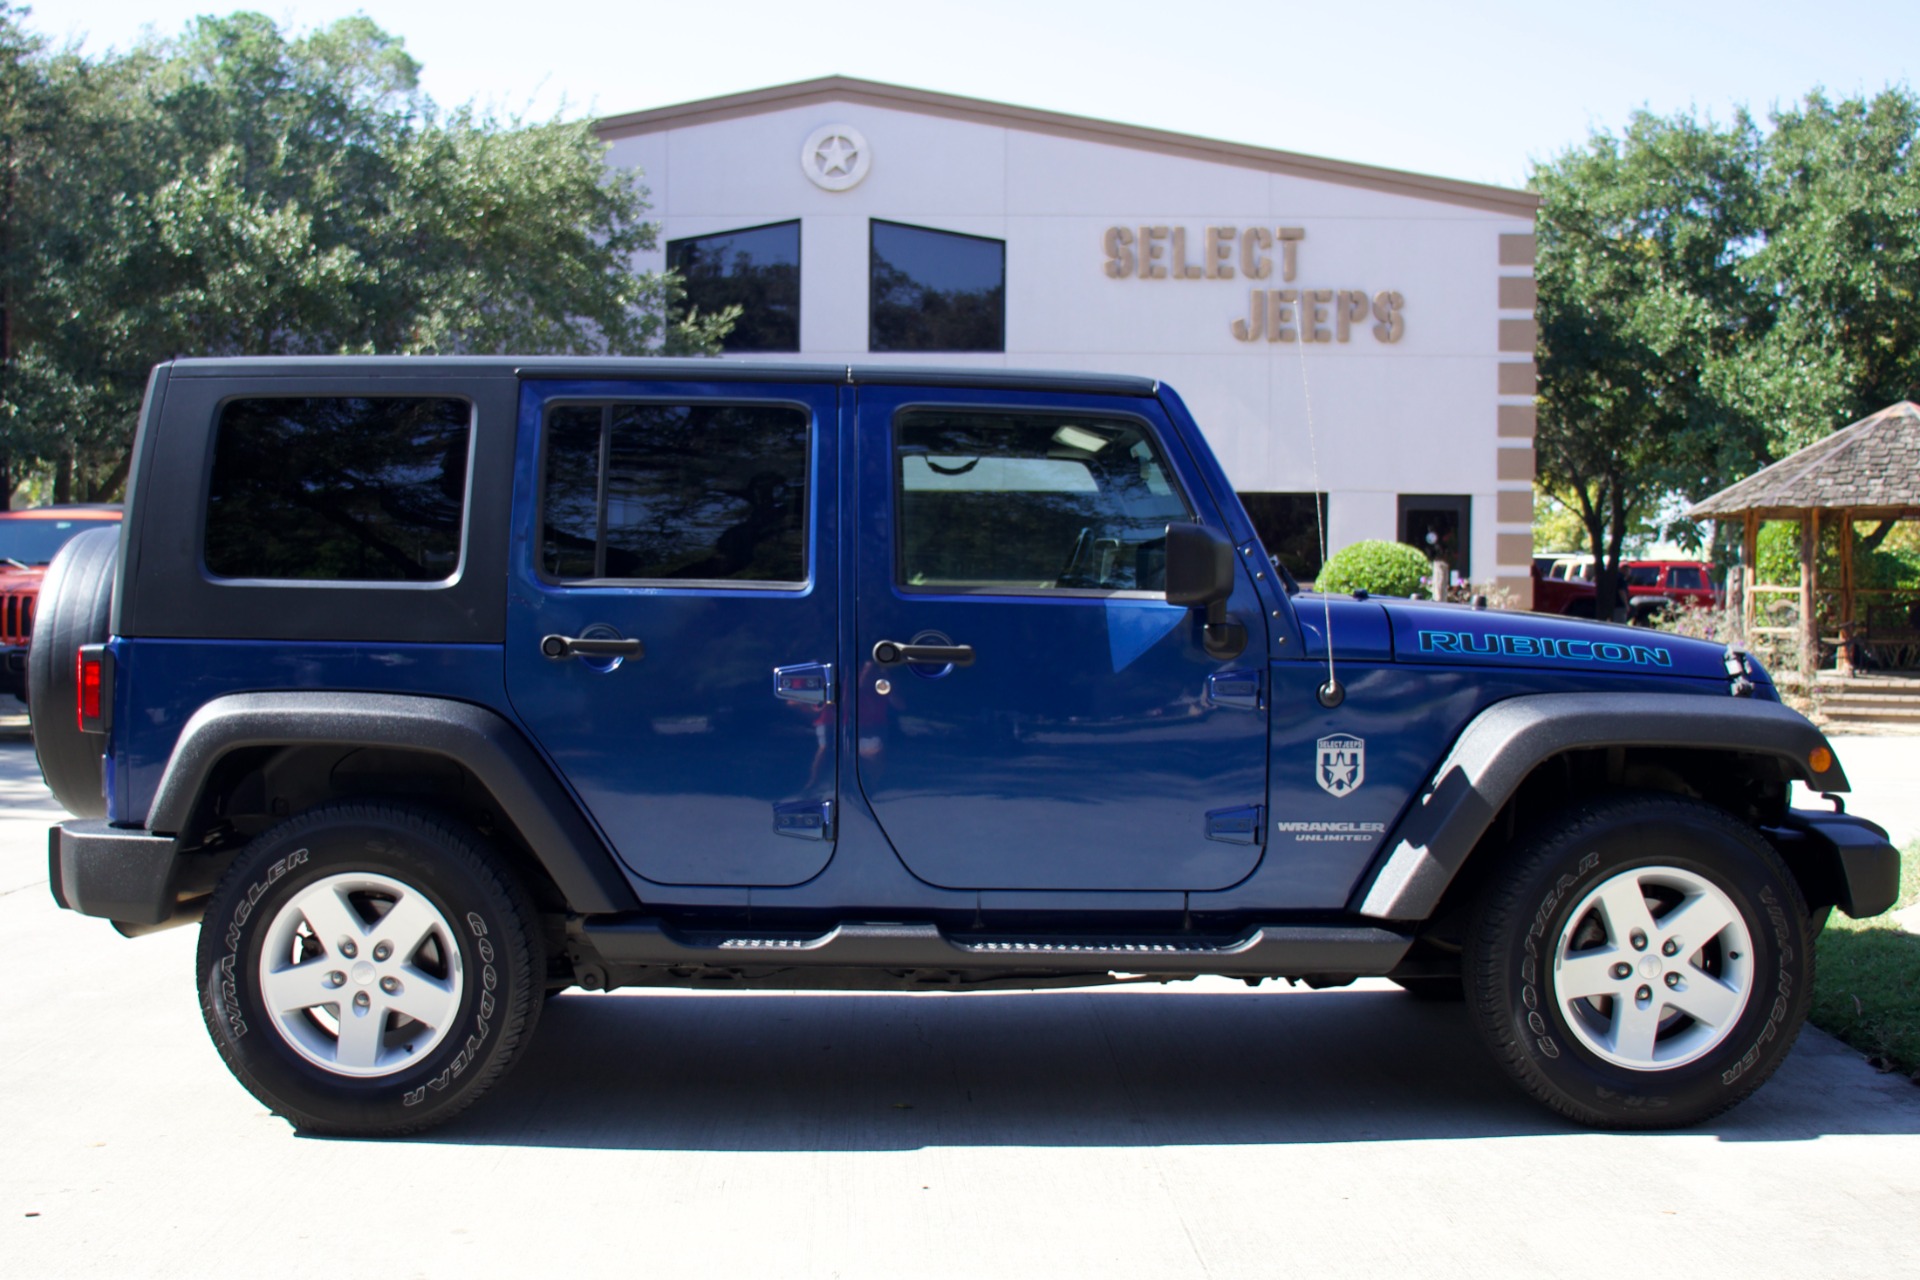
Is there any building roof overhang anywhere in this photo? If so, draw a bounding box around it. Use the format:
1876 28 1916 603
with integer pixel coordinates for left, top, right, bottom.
593 75 1539 218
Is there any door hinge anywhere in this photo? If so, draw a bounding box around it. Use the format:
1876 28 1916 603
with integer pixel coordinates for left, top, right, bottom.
1206 668 1264 711
773 662 834 706
1205 804 1265 845
773 799 834 841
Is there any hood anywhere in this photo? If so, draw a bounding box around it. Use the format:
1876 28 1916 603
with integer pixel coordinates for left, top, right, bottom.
1378 596 1745 683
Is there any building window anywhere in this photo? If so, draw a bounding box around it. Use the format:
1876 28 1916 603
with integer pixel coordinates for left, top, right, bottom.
667 221 800 353
1399 494 1472 577
870 220 1005 353
1238 492 1329 583
541 402 810 584
206 397 471 582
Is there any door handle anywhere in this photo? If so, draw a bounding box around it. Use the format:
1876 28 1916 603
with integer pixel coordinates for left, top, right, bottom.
873 640 975 667
541 634 645 660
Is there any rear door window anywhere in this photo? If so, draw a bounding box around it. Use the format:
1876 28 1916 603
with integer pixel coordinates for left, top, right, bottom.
540 402 810 584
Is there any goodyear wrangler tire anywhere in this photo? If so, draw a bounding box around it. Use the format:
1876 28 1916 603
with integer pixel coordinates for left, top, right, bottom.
196 802 543 1136
28 526 118 817
1465 792 1811 1129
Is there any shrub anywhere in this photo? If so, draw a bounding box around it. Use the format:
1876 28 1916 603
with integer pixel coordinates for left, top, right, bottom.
1316 540 1433 597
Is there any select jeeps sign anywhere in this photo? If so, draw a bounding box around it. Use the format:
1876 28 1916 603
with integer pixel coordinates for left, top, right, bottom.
1101 226 1405 346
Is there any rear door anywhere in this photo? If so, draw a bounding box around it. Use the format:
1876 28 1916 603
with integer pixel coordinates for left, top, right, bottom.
851 386 1269 892
505 378 839 887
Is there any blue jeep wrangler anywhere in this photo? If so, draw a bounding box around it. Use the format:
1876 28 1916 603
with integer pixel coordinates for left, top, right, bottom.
36 358 1900 1135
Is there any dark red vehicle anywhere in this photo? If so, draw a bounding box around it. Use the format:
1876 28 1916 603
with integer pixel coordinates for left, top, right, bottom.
0 505 123 703
1530 554 1598 617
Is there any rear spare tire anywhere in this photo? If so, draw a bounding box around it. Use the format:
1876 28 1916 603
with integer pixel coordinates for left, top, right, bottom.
29 525 118 817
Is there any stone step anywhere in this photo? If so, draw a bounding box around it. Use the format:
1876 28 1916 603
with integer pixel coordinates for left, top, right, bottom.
1817 695 1920 712
1822 708 1920 723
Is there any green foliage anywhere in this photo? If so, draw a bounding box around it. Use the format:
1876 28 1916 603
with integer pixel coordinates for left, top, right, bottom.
1532 108 1769 603
1316 539 1433 598
1754 519 1920 588
0 7 731 503
1810 844 1920 1081
1532 86 1920 602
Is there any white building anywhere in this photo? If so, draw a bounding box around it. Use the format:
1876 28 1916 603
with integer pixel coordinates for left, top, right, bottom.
597 77 1540 604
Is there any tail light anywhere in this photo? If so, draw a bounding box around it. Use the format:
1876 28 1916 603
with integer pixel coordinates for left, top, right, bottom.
75 644 112 735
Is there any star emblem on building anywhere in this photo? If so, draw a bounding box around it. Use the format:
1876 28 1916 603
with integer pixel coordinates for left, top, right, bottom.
815 135 858 176
800 123 871 191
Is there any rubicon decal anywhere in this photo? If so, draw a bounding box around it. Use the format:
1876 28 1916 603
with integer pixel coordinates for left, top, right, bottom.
1316 734 1365 797
1418 630 1672 667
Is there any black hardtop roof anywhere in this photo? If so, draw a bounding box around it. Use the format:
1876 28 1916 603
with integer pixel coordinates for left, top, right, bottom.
163 356 1159 396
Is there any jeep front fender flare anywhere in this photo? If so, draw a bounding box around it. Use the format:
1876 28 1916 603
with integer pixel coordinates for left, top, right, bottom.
145 691 641 915
1353 692 1846 922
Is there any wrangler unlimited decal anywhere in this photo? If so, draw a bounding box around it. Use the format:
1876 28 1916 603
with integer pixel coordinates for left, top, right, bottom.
1418 630 1673 667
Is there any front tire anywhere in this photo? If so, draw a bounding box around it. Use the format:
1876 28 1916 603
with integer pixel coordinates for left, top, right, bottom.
197 803 543 1136
1466 793 1811 1129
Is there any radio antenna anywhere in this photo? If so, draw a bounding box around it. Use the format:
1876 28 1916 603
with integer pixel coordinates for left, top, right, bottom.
1293 312 1343 708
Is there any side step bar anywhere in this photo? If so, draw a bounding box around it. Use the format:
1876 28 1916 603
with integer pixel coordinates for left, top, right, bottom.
576 918 1412 978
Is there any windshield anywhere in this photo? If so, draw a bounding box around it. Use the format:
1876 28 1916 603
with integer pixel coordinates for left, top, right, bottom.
0 518 118 566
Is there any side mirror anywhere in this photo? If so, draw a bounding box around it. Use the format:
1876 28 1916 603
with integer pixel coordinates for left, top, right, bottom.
1164 522 1248 661
1164 522 1235 608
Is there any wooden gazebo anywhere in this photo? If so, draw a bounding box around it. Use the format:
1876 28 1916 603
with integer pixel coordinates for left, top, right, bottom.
1688 401 1920 683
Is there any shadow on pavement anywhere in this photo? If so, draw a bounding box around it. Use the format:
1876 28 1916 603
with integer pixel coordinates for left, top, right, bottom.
426 986 1920 1150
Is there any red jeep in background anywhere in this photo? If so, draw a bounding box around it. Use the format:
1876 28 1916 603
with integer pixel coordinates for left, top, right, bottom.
0 505 123 704
1623 560 1719 621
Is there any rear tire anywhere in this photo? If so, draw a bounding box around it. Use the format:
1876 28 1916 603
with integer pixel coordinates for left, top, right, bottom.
28 526 118 816
1466 792 1811 1129
197 802 544 1136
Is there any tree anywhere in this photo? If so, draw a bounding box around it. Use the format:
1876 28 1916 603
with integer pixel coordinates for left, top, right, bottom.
0 9 731 505
1532 109 1770 614
1533 88 1920 608
1741 89 1920 452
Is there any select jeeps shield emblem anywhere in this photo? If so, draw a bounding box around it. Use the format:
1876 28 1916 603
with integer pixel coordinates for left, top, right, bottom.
1316 734 1365 797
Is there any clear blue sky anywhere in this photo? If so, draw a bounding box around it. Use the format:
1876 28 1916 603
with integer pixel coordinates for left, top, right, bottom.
26 0 1918 189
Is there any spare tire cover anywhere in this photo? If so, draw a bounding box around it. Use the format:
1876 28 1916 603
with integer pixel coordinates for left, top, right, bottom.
29 526 118 818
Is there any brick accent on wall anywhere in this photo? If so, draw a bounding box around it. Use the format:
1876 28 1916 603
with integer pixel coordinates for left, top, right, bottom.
1497 404 1536 438
1498 362 1537 395
1497 447 1536 481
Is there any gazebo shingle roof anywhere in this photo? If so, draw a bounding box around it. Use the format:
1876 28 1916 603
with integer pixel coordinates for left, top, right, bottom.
1688 402 1920 518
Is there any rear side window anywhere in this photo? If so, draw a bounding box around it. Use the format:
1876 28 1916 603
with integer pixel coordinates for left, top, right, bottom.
540 402 810 584
1669 566 1705 590
1626 566 1660 587
205 397 472 582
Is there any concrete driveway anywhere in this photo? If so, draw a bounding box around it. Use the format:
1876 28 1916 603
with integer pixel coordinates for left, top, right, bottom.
4 731 1917 1279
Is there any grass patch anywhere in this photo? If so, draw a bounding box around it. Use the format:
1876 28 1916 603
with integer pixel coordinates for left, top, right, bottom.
1809 841 1920 1081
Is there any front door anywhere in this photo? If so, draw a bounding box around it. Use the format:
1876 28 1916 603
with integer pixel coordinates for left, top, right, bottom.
852 386 1269 892
505 379 839 887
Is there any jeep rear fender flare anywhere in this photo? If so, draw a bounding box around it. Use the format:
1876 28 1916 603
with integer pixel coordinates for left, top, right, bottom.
146 691 640 914
1353 692 1846 922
